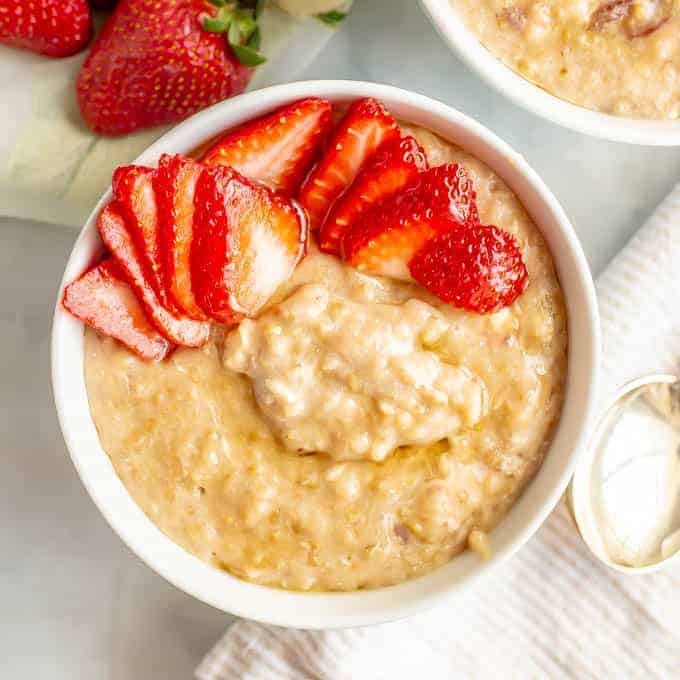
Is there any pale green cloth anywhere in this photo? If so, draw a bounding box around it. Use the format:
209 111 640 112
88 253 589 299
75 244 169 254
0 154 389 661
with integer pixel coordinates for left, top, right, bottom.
0 6 344 228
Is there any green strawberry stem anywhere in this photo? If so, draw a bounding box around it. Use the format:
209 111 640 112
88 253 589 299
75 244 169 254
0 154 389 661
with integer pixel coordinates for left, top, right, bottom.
202 0 266 66
317 10 348 26
317 1 353 27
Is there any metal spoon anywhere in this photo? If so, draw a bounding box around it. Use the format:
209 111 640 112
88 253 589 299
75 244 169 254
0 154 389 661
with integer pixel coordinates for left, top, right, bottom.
568 374 680 573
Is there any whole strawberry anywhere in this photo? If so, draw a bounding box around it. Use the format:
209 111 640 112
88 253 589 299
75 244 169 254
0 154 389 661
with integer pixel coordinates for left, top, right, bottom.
0 0 91 58
409 221 528 314
76 0 255 135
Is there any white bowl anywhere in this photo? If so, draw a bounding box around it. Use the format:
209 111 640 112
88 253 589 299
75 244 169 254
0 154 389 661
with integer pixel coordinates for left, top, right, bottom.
420 0 680 146
51 80 600 629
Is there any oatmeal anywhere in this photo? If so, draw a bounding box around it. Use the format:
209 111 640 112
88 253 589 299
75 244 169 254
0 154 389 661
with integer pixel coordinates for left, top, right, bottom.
84 126 568 591
452 0 680 119
224 284 486 462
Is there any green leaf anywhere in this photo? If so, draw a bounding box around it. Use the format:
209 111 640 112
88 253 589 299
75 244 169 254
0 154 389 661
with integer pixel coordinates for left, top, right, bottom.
202 4 236 32
228 19 242 45
203 15 231 32
234 9 257 39
231 43 267 66
209 0 266 65
317 10 348 26
236 0 265 16
247 25 261 50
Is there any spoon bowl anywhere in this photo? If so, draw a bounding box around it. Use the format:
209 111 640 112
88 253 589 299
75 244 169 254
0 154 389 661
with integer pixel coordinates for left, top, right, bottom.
569 374 680 573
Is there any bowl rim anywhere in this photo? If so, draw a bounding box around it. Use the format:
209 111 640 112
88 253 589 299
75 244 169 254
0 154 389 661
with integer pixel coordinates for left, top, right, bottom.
51 79 600 629
419 0 680 146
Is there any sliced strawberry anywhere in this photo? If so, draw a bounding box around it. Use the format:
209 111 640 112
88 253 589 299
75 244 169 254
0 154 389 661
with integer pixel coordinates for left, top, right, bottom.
298 97 400 230
409 221 528 314
97 203 210 347
112 165 171 308
62 259 173 361
192 166 307 322
154 154 207 321
318 135 428 255
341 164 479 279
200 97 333 195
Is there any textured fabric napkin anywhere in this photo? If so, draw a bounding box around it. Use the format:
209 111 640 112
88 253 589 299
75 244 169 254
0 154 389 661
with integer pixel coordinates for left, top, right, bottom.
0 5 346 228
196 185 680 680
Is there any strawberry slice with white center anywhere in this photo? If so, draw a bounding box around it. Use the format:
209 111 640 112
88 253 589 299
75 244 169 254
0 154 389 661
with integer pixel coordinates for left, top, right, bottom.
154 154 207 321
97 203 210 347
298 97 400 230
200 97 333 195
192 165 307 323
341 163 479 280
318 135 428 255
62 259 173 361
112 165 172 308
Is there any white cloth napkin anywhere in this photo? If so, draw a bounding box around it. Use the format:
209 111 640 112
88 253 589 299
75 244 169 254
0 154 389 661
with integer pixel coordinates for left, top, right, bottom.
196 185 680 680
0 6 344 229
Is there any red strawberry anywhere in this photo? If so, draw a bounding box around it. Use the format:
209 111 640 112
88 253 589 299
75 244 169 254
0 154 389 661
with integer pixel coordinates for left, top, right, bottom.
298 98 399 230
76 0 252 136
0 0 91 57
318 135 428 255
409 222 528 314
201 97 333 195
342 164 479 279
192 165 307 322
112 165 172 309
97 203 210 346
154 154 207 320
62 259 173 361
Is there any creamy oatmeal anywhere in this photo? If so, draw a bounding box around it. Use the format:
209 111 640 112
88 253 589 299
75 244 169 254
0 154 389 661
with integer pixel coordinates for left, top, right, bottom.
84 126 568 591
452 0 680 119
224 284 487 462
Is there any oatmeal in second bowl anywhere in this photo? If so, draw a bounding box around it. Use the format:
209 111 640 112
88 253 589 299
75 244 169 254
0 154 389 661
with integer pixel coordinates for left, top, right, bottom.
421 0 680 144
52 81 599 627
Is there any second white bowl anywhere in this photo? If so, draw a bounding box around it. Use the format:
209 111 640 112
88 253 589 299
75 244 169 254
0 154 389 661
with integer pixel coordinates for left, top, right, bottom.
420 0 680 146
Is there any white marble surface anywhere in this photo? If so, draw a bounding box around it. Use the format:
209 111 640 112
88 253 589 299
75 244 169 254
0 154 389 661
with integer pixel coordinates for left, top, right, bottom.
1 0 679 678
